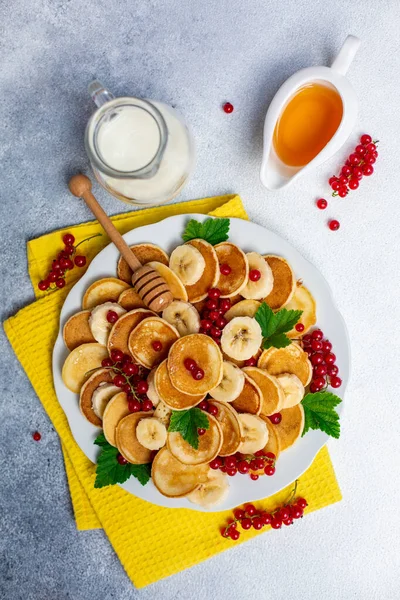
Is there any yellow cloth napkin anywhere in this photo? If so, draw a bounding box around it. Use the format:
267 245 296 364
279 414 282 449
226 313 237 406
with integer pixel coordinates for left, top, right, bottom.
4 194 341 588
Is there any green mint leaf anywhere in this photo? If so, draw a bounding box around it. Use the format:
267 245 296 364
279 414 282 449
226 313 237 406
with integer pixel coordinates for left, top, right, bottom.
182 218 230 245
262 333 292 349
182 219 203 242
168 407 210 450
94 436 151 488
301 391 342 439
255 302 303 349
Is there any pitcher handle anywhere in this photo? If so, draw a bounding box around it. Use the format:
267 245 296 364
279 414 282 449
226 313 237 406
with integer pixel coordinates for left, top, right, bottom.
88 80 114 108
331 35 361 76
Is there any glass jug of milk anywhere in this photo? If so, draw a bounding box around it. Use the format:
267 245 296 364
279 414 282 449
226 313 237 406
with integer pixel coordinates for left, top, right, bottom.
85 81 194 206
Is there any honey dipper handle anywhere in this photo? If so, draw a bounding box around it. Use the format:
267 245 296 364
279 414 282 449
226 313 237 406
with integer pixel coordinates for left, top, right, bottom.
68 174 142 272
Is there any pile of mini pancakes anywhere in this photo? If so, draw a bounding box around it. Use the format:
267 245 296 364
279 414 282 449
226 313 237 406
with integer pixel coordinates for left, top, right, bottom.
61 237 318 508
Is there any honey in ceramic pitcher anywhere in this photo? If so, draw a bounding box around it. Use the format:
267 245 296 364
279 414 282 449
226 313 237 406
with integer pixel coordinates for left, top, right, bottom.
273 83 343 167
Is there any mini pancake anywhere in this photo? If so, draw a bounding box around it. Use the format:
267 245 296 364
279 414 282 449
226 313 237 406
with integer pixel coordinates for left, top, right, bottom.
82 278 130 309
242 366 285 416
184 239 219 303
152 447 209 497
107 308 155 356
63 310 96 351
117 243 169 283
155 360 205 410
61 343 109 393
167 333 223 395
273 404 305 451
263 255 296 309
285 284 317 337
115 411 154 464
167 413 223 465
231 372 262 415
260 416 281 458
118 288 147 311
215 242 249 297
224 299 261 322
147 261 188 302
102 391 131 447
79 368 114 426
258 343 312 386
208 400 243 456
128 317 179 369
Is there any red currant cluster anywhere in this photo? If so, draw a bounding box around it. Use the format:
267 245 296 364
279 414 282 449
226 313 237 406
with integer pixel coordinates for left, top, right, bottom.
198 399 219 417
199 288 231 343
210 449 276 478
38 233 99 291
101 349 152 412
302 329 341 392
184 358 205 381
329 134 378 198
221 481 307 540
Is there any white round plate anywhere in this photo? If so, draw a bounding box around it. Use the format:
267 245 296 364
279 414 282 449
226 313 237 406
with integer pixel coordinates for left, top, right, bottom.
53 214 350 512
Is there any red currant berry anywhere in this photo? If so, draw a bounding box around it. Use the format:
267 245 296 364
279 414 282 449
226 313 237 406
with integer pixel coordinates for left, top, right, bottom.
327 364 339 376
316 198 328 210
32 431 41 441
65 258 74 270
220 263 232 275
255 457 265 470
102 358 114 368
215 316 227 329
311 339 322 351
48 271 58 282
302 334 312 345
136 380 149 394
128 400 141 412
360 134 372 145
291 505 304 519
208 288 221 300
63 233 75 246
226 467 237 477
106 310 118 324
261 512 272 525
111 349 124 363
142 399 153 411
297 497 308 509
241 518 252 530
234 508 245 520
311 377 326 392
38 280 50 291
278 506 291 521
64 245 74 255
225 456 237 469
56 278 66 288
268 413 282 425
355 144 366 156
352 166 363 179
200 319 212 331
322 340 332 352
348 178 359 190
339 175 348 186
206 299 218 311
238 460 250 474
244 356 257 367
270 516 282 529
331 180 340 191
264 465 275 476
74 255 86 267
211 326 222 339
59 258 69 270
117 453 127 465
312 329 323 340
209 310 220 321
245 504 256 516
338 186 348 198
283 517 294 526
330 375 342 388
324 352 336 365
198 428 206 436
184 357 197 371
362 164 374 176
223 102 234 113
366 142 376 152
249 269 261 282
193 368 205 381
314 364 327 377
249 459 258 471
250 473 259 481
329 219 340 231
341 165 352 177
311 353 324 365
208 404 218 417
152 340 163 352
122 383 131 394
219 298 231 313
265 452 276 460
113 374 126 388
295 323 305 332
328 176 338 185
123 362 139 376
198 400 209 411
210 457 222 469
349 153 361 166
252 517 263 530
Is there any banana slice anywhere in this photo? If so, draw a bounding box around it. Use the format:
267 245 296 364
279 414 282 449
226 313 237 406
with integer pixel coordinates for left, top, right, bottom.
238 413 269 454
221 316 262 361
162 300 200 337
147 261 188 302
89 302 126 345
209 361 245 402
153 400 172 427
169 244 206 286
224 299 261 322
187 469 230 508
241 252 274 300
146 369 161 407
92 383 120 419
286 285 317 337
136 417 167 450
275 373 304 408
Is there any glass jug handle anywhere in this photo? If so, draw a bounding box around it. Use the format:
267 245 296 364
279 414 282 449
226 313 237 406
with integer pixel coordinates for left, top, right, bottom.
88 80 114 108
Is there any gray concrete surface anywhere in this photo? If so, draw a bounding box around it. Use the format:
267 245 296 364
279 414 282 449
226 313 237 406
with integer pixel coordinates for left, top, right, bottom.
1 1 400 598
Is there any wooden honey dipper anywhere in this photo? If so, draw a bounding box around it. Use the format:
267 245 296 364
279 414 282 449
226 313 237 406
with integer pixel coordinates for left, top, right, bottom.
69 174 173 312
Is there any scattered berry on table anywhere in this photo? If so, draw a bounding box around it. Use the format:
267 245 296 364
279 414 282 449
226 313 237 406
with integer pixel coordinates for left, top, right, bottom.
32 431 41 441
223 102 234 114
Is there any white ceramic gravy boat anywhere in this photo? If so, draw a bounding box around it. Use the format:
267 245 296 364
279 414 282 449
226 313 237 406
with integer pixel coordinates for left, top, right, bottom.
260 35 360 191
